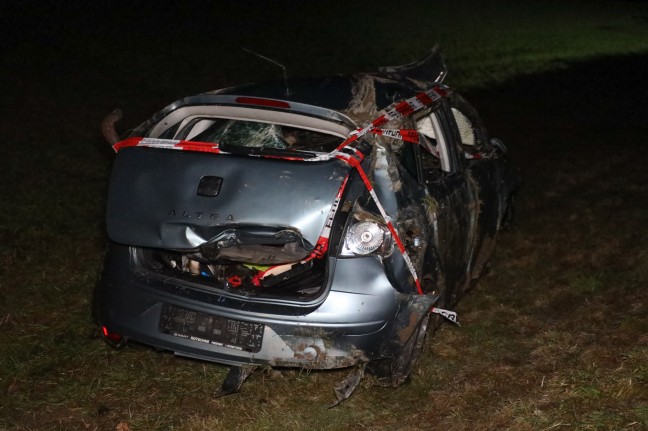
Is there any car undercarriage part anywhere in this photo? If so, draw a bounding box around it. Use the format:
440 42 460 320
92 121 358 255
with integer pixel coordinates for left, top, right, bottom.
213 365 258 397
330 364 366 408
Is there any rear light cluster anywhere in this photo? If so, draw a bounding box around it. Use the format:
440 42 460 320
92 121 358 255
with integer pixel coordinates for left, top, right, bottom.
340 220 392 256
101 325 126 348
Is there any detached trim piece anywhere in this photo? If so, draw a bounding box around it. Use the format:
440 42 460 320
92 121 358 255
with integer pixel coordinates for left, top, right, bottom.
100 108 123 145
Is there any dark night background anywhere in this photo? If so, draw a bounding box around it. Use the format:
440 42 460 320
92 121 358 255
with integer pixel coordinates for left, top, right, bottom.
1 1 647 429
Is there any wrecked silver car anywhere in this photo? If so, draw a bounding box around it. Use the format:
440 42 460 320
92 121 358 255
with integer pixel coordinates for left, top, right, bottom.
95 48 518 403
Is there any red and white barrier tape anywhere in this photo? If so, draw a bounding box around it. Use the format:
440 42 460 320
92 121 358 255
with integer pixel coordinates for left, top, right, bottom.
113 137 223 154
334 84 449 151
253 173 351 284
334 152 423 294
370 128 419 143
112 84 454 298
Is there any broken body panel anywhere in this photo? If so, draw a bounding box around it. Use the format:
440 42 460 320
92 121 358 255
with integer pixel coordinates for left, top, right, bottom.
96 47 518 397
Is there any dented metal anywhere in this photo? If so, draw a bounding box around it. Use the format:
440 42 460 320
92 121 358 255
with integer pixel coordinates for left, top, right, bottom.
96 47 518 404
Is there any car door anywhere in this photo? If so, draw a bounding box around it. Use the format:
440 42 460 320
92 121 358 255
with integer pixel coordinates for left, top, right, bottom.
446 94 506 280
413 103 480 304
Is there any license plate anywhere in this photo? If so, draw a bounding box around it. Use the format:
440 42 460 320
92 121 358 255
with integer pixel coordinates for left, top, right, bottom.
159 304 264 353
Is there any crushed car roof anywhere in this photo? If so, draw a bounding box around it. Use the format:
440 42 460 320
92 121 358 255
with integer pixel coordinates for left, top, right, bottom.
213 73 431 120
138 46 449 133
212 45 447 121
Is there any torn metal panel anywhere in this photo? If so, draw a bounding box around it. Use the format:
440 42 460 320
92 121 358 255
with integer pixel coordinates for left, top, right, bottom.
331 364 366 407
368 293 437 387
214 365 257 397
106 149 351 250
97 45 519 405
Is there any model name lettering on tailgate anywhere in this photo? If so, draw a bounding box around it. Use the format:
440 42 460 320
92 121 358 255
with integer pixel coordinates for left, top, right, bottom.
167 210 234 221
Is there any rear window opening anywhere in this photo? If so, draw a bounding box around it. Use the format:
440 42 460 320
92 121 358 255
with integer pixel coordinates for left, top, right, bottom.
172 118 343 153
135 247 327 300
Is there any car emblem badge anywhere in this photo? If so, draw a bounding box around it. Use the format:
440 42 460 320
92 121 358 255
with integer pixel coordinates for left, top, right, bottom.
196 176 223 197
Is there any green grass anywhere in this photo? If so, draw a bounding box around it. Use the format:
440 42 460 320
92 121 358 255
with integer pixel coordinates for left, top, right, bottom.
2 0 648 429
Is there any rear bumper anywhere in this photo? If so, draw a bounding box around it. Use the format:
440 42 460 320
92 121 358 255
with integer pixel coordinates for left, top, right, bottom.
95 245 437 369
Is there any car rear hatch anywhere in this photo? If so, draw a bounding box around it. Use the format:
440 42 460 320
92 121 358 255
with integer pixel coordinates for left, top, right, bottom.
106 147 352 300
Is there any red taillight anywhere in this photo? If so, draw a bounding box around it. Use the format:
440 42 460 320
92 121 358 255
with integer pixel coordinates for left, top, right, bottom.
101 325 126 348
234 96 291 109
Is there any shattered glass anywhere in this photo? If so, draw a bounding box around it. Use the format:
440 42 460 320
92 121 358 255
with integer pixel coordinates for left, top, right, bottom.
183 118 342 152
193 119 287 148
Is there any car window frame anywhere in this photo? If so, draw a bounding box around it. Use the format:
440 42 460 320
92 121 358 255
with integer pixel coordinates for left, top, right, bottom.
445 94 490 158
409 102 464 185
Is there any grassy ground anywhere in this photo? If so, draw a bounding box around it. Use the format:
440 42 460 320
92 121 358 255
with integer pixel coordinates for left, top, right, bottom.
1 1 648 429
